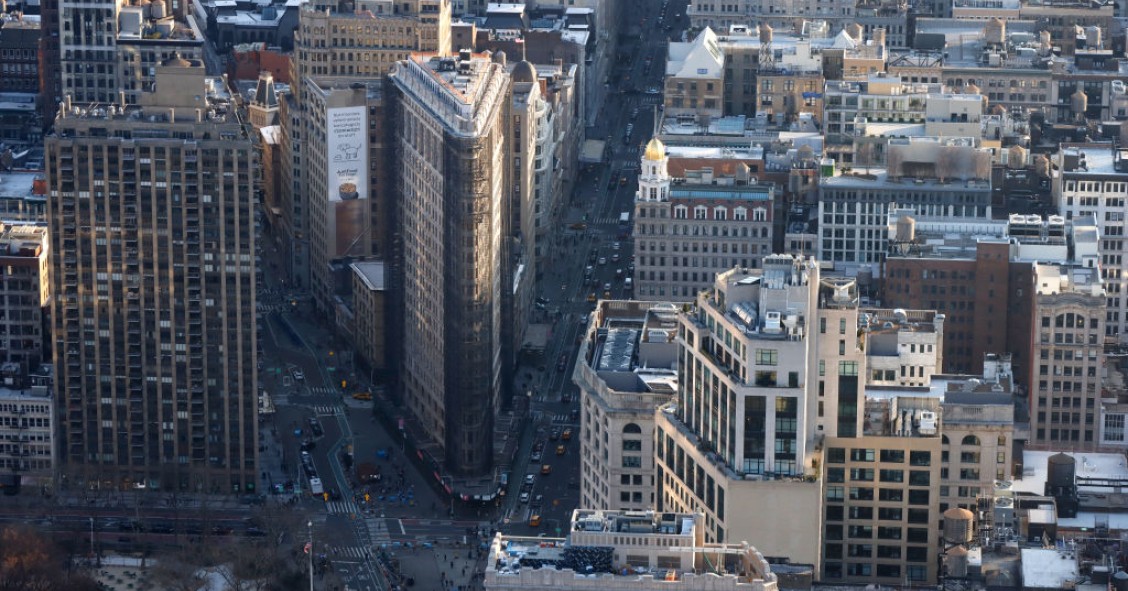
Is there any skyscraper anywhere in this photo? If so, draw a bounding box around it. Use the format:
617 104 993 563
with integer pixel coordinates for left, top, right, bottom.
282 0 451 296
389 50 510 476
47 57 258 491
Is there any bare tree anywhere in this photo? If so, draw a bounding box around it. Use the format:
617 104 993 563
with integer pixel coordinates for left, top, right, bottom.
936 146 958 182
0 525 99 591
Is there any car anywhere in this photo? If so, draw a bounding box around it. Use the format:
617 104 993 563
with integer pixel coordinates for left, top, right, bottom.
612 242 621 250
598 257 607 266
603 290 612 299
519 492 530 503
588 250 598 263
292 368 304 381
587 292 597 303
525 474 535 486
625 277 633 289
528 514 541 527
556 444 566 455
556 354 568 372
308 418 323 437
352 392 372 401
562 428 573 441
533 441 545 452
562 392 572 403
603 283 612 292
584 265 593 276
300 438 316 451
541 464 552 475
630 108 639 119
620 176 628 185
549 428 561 440
533 494 544 507
612 253 620 263
531 451 542 462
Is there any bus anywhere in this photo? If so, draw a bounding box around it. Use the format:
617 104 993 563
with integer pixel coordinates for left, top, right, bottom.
617 212 631 239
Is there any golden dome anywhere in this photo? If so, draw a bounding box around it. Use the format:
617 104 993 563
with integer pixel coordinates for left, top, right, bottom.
644 137 666 161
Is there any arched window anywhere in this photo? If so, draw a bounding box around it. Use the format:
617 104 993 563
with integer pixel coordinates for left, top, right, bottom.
941 435 949 445
962 435 980 446
623 423 642 435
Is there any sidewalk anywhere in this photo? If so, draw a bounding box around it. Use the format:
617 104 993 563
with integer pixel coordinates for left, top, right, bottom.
391 544 487 591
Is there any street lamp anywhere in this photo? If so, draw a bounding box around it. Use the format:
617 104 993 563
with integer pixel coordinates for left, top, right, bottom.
307 521 314 591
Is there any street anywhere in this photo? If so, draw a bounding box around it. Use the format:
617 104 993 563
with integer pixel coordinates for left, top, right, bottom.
248 0 690 587
497 0 687 538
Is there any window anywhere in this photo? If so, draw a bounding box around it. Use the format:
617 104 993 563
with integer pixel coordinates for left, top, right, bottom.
879 488 904 502
622 456 642 468
623 423 642 434
880 450 905 463
850 468 874 481
908 490 930 505
623 440 642 451
828 448 846 464
850 448 874 462
962 435 980 446
960 451 980 464
959 468 980 480
909 471 930 486
839 361 858 376
880 469 904 483
878 507 902 521
910 451 931 466
756 349 778 366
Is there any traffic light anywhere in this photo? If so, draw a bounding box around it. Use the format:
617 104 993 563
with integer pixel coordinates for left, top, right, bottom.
322 492 329 501
364 493 370 503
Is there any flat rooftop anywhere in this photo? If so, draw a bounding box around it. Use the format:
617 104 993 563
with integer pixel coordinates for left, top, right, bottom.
1011 450 1128 495
0 171 41 199
584 301 680 394
1020 548 1078 590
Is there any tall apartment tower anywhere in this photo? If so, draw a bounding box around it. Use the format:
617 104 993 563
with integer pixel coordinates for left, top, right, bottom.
388 51 511 477
655 257 828 568
46 58 258 491
58 0 204 105
283 0 450 295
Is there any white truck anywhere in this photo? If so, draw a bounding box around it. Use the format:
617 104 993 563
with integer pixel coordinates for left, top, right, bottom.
309 477 324 495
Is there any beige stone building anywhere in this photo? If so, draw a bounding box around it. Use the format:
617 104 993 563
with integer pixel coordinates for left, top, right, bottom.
0 385 55 481
1028 262 1106 447
47 58 259 491
822 425 941 585
485 510 788 591
633 139 775 301
573 300 679 511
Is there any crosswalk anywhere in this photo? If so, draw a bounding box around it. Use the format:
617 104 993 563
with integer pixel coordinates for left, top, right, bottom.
639 95 662 105
255 302 290 314
365 517 393 545
549 414 572 424
591 215 629 225
326 545 371 559
309 386 338 396
326 499 361 514
313 405 342 416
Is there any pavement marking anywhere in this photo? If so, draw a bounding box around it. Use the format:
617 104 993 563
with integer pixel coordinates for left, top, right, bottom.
328 545 369 559
326 500 360 514
314 405 342 416
309 386 338 396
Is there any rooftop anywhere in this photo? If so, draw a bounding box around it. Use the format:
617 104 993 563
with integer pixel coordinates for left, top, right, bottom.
1011 450 1128 496
0 171 42 199
581 301 680 395
351 260 386 291
393 51 509 137
1032 262 1105 297
1020 548 1078 590
487 510 781 589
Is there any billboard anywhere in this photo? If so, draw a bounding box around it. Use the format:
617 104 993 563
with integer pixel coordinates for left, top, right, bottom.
327 106 367 202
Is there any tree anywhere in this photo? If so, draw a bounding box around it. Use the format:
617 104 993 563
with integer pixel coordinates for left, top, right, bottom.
0 525 99 591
